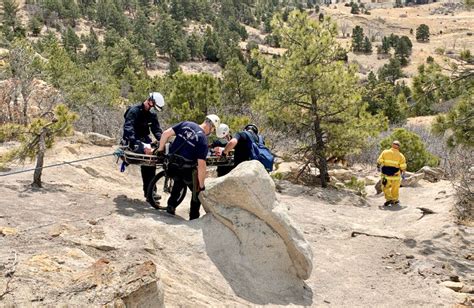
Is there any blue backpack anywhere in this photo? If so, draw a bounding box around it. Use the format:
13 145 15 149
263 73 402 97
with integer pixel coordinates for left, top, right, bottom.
244 131 274 172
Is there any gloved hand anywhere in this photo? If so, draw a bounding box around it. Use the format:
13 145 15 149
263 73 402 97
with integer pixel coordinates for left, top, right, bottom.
401 172 406 180
376 164 381 172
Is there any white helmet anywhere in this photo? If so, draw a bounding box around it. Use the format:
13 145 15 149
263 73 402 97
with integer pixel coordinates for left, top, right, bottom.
149 92 165 110
205 114 220 129
216 123 230 138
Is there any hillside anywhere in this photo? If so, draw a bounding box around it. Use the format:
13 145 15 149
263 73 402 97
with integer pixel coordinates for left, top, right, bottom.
322 1 474 78
0 139 472 306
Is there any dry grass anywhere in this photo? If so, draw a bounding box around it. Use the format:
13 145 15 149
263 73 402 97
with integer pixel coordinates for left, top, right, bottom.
322 2 474 79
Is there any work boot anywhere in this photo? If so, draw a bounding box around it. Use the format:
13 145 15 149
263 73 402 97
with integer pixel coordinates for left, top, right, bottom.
392 200 400 206
384 201 392 207
166 206 176 215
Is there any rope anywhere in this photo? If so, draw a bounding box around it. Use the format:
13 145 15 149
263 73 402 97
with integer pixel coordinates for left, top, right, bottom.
0 153 114 177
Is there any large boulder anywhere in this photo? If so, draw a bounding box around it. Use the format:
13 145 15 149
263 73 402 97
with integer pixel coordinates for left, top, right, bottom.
200 161 313 302
328 169 356 182
85 132 116 147
402 172 424 187
416 166 444 183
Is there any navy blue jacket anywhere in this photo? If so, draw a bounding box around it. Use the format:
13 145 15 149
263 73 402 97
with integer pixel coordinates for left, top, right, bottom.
122 103 162 153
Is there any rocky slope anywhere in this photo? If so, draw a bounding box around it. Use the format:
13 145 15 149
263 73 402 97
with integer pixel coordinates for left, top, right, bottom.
0 138 472 306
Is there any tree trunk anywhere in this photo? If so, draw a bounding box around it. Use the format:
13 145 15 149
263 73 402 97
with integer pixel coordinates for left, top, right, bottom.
32 128 47 188
313 118 328 188
22 93 28 125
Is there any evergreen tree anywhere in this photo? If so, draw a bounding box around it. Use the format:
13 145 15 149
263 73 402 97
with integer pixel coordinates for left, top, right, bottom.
3 0 19 28
221 57 258 112
363 80 408 124
29 16 42 37
106 38 144 76
203 26 219 62
350 2 360 14
62 0 81 26
168 72 221 123
411 62 453 116
168 56 181 75
62 26 81 57
1 105 77 188
83 27 101 63
394 36 411 66
351 26 364 52
104 28 121 47
416 24 430 42
363 36 372 53
380 36 391 54
187 33 204 60
258 11 385 187
433 91 473 148
155 14 177 56
2 0 20 39
378 58 403 83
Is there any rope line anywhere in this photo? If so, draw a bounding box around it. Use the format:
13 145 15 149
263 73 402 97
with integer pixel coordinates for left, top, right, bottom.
0 153 114 177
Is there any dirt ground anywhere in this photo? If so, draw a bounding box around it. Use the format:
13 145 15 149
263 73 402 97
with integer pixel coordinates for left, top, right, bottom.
0 140 472 306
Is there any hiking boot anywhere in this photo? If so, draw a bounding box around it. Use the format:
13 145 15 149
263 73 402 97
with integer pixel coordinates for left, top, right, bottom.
166 206 176 215
384 201 392 207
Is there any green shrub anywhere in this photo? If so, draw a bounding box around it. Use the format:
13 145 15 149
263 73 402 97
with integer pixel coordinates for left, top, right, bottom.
380 128 439 172
0 124 25 143
345 176 367 197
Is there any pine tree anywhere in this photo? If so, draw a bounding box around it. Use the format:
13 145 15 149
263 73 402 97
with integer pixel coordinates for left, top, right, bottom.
0 105 77 188
167 72 221 123
29 16 42 37
62 0 81 27
363 36 372 53
168 56 181 75
84 27 101 63
3 0 19 28
221 57 258 112
394 36 411 66
350 2 360 14
63 26 81 57
106 38 144 76
378 58 403 84
258 11 386 187
433 91 473 148
380 36 390 54
203 26 219 62
186 33 203 60
416 24 430 42
351 26 364 52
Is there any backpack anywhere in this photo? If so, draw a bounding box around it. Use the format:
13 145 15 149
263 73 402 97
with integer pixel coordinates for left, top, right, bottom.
243 131 274 172
123 105 132 119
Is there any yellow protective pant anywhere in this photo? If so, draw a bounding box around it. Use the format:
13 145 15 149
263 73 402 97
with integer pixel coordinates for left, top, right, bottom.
382 176 401 202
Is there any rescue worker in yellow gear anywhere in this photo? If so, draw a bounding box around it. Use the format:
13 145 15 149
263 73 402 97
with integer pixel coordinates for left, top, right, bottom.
377 140 407 206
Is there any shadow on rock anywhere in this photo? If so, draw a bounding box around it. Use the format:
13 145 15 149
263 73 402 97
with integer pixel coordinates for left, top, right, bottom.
112 195 190 226
202 214 313 305
378 205 407 211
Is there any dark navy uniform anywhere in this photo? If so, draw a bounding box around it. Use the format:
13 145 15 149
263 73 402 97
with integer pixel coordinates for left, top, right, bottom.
122 103 163 197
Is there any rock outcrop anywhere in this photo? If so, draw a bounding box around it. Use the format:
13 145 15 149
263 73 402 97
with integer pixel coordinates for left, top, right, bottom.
202 161 312 279
85 132 116 147
2 248 163 307
416 166 444 183
200 161 313 303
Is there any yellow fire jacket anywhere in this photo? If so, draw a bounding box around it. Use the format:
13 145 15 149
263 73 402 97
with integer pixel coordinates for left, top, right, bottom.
377 148 407 178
